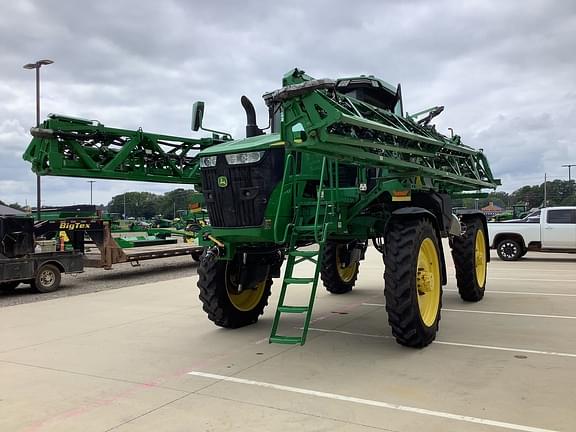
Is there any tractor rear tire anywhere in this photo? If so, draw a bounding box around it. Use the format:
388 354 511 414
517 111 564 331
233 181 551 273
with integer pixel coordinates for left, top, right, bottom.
321 241 360 294
451 217 487 302
197 253 272 328
384 218 442 348
31 264 61 293
0 281 19 293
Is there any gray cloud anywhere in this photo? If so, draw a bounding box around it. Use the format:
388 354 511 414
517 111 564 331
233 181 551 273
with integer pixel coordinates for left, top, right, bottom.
1 0 575 207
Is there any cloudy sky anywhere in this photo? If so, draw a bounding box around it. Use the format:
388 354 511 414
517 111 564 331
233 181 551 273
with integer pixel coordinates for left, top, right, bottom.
1 0 575 207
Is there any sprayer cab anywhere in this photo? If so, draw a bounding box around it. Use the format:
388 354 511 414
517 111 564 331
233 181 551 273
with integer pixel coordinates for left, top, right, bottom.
335 76 404 116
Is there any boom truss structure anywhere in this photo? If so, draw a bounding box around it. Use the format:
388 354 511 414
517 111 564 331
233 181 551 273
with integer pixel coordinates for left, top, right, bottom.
24 115 225 184
266 72 500 194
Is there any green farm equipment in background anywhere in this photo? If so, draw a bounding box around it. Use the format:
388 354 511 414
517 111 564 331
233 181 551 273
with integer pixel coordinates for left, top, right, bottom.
36 205 99 221
492 204 529 222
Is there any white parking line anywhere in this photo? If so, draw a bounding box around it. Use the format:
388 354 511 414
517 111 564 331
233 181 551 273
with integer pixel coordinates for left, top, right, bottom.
444 289 576 298
489 277 576 282
361 303 576 320
443 309 576 320
188 371 559 432
307 327 576 359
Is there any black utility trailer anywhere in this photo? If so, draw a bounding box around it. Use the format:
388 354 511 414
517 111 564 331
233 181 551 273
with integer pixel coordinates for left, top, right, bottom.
0 251 83 293
0 216 83 293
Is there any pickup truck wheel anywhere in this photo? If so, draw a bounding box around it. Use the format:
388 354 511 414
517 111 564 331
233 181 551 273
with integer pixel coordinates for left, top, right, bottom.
497 239 522 261
0 281 19 293
31 264 62 293
451 218 487 302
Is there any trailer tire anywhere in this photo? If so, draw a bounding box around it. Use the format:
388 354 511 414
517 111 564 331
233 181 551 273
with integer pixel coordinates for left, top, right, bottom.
0 281 19 293
384 218 442 348
31 264 61 293
451 217 487 302
321 241 359 294
496 238 522 261
197 254 272 328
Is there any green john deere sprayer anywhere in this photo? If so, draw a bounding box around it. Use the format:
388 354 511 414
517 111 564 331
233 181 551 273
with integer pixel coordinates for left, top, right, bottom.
24 68 499 348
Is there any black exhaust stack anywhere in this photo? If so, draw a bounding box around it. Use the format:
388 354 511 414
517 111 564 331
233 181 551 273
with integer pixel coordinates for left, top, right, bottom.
241 96 264 138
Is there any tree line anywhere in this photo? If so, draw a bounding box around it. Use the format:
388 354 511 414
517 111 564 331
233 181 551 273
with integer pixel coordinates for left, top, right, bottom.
453 179 576 210
3 180 575 219
107 188 199 219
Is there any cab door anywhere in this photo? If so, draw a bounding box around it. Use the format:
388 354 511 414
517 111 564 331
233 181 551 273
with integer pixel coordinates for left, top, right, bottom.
541 209 576 249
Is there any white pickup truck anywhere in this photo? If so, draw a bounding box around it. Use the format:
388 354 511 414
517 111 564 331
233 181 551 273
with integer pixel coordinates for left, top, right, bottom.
488 207 576 260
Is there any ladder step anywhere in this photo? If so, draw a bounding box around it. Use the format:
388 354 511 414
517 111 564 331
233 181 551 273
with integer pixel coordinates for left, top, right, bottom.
297 199 326 205
278 305 309 313
269 335 303 345
293 225 316 232
284 277 314 284
289 250 319 257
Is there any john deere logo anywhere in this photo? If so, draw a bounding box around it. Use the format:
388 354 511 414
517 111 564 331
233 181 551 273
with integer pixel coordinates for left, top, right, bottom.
217 176 228 188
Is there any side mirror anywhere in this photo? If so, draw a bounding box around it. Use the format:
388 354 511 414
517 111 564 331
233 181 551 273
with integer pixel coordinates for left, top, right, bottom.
191 101 205 131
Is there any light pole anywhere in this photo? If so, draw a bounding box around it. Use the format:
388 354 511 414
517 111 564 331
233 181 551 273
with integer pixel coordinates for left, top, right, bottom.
87 181 96 205
544 172 547 207
23 59 54 220
563 164 576 198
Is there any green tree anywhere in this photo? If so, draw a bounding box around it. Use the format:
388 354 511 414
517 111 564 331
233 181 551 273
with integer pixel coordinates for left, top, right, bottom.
157 188 197 218
108 192 161 218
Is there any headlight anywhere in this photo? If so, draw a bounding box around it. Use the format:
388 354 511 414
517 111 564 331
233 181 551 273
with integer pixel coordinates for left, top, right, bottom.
200 156 217 168
225 151 265 165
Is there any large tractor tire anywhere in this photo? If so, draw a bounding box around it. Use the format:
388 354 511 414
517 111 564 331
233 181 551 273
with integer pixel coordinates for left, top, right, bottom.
384 218 442 348
197 253 272 328
321 241 360 294
31 264 61 293
452 217 488 302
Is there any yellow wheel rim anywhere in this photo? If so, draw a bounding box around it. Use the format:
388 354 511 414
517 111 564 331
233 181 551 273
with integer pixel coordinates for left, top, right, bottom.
416 238 441 327
225 264 267 312
475 228 487 287
336 245 358 283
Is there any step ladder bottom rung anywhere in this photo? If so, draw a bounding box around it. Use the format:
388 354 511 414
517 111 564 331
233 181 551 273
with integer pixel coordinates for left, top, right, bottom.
278 305 309 313
269 336 304 345
284 277 314 284
289 250 319 257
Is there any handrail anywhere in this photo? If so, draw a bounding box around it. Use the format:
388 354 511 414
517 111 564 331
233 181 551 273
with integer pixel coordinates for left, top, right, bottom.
273 152 295 243
314 157 329 243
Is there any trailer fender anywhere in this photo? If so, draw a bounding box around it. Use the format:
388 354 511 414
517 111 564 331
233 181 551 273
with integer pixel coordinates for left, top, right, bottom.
38 260 65 273
390 207 448 285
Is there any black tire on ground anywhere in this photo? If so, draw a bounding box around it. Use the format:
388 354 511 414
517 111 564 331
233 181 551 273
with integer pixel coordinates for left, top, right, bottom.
191 250 203 262
0 281 20 293
496 238 522 261
197 254 272 328
321 241 360 294
31 264 61 293
451 217 487 302
384 218 442 348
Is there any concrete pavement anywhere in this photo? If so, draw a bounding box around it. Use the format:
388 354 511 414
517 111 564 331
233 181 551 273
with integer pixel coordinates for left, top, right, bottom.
1 244 575 431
